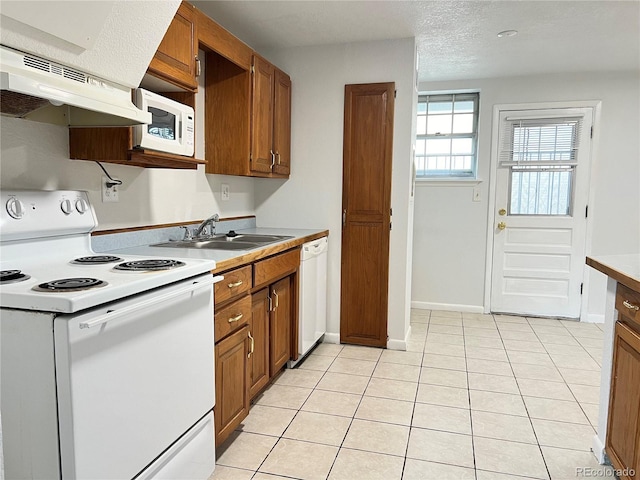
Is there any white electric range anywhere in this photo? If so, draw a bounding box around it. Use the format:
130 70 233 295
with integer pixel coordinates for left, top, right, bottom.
0 190 219 479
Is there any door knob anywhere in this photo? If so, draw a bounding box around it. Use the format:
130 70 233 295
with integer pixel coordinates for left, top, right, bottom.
499 208 507 216
497 222 507 230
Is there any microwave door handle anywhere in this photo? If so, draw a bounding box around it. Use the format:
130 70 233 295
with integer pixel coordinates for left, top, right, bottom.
178 120 182 140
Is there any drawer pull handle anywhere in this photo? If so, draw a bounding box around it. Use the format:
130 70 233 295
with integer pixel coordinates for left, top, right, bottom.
623 300 640 312
227 280 244 288
228 313 244 323
248 331 254 358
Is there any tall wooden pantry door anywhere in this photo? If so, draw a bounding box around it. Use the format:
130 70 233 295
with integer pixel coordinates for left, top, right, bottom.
340 82 395 347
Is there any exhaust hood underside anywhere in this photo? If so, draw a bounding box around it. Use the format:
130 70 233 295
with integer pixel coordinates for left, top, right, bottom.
0 45 151 127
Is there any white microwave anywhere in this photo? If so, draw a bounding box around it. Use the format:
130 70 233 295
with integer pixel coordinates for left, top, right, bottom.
133 89 194 157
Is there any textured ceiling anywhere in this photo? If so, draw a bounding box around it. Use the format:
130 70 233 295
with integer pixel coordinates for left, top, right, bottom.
192 0 640 82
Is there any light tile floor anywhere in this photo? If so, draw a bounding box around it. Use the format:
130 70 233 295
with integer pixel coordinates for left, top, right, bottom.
211 310 618 480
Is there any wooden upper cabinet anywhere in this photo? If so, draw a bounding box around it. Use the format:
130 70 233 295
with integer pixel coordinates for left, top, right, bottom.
249 54 291 178
196 7 251 70
147 2 198 91
251 55 276 175
273 69 291 176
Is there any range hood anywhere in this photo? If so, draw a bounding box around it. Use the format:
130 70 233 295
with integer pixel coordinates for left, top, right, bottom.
0 45 151 126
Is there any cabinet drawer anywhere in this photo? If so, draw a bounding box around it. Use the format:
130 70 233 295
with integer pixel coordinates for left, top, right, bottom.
617 282 640 326
215 294 251 343
254 248 299 287
215 266 252 305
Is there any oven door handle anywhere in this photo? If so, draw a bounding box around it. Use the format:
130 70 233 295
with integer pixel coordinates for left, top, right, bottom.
79 275 221 329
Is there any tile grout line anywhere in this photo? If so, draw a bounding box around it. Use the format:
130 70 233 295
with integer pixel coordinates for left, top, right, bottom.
462 312 480 480
400 309 431 479
526 317 597 432
222 312 603 480
323 344 384 480
249 345 342 478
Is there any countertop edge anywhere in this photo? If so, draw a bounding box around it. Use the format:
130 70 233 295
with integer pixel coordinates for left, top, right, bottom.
211 230 329 274
587 256 640 293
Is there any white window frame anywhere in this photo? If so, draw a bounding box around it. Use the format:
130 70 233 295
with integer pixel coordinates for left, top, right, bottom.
415 92 480 181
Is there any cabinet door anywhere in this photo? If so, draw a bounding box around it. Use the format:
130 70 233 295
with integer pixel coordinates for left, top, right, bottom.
147 2 198 91
215 325 250 446
250 55 275 174
270 277 291 375
272 69 291 177
250 289 271 398
606 320 640 479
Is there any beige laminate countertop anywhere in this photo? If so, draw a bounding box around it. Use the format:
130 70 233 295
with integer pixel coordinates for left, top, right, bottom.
586 254 640 292
112 228 329 274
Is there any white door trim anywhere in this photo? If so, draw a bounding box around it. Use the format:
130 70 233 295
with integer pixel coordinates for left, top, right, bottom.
483 100 602 317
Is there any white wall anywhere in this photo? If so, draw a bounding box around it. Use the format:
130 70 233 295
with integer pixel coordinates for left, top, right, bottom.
0 116 255 229
411 71 640 321
256 38 417 348
0 50 255 230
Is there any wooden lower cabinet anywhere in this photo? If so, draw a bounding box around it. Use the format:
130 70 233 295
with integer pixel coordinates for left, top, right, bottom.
215 249 300 445
215 325 250 446
249 289 270 397
270 277 291 375
606 319 640 480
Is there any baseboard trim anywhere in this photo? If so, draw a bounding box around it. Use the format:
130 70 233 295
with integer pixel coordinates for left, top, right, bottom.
592 434 606 464
585 313 605 324
387 326 410 351
322 332 340 344
411 301 484 314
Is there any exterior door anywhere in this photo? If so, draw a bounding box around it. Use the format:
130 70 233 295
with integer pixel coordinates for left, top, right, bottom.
340 82 394 347
490 106 594 318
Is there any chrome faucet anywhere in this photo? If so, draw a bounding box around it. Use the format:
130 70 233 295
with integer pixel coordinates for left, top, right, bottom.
193 213 220 238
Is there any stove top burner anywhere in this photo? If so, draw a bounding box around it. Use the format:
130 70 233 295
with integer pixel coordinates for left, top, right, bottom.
0 269 31 284
114 259 186 272
72 255 124 265
32 278 107 292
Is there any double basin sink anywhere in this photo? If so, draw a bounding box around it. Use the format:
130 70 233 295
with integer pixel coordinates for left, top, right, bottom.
152 234 294 251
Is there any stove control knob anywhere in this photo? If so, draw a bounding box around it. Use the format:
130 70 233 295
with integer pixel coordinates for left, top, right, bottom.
60 198 73 215
75 198 89 214
6 197 25 219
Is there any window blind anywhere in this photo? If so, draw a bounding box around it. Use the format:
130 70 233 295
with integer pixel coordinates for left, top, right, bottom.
499 116 584 167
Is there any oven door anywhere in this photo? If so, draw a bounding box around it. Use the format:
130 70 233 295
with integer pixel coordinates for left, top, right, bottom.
54 273 215 479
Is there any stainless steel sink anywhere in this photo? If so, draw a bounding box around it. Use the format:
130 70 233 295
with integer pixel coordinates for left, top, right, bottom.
151 233 293 251
151 240 258 250
211 234 293 243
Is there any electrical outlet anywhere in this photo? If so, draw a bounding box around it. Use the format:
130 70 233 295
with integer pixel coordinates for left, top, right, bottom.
102 176 119 203
221 183 230 201
472 186 481 202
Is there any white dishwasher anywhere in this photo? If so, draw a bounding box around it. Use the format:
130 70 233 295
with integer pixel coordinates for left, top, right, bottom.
290 237 328 367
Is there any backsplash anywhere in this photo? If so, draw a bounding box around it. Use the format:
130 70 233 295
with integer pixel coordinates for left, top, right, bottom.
92 217 257 252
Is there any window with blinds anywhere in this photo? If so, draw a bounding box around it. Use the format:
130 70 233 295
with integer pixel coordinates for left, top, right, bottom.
499 116 584 216
415 93 479 178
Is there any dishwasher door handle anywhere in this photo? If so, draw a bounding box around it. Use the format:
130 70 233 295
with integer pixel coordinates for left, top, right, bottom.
79 276 219 329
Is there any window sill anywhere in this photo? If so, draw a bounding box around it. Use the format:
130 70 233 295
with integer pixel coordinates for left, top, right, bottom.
415 178 482 186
